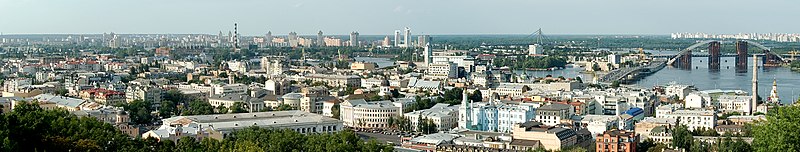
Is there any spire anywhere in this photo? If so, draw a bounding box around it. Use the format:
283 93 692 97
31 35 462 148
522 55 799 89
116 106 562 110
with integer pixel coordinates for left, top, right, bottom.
462 88 469 105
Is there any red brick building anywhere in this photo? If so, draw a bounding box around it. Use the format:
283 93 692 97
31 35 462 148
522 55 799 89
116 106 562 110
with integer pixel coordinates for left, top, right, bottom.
596 129 638 152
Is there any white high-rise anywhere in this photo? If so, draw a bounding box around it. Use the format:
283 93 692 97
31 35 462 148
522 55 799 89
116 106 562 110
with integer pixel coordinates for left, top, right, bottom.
394 30 401 47
403 27 411 47
349 31 359 47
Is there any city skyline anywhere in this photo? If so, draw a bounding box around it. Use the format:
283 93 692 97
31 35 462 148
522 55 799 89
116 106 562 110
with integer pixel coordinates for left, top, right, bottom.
1 0 799 35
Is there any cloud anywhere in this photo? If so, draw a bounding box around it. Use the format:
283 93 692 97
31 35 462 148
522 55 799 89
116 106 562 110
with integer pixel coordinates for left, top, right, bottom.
293 3 304 8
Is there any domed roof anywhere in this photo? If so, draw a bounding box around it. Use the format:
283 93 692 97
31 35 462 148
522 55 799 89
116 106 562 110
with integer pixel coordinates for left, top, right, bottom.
282 93 304 100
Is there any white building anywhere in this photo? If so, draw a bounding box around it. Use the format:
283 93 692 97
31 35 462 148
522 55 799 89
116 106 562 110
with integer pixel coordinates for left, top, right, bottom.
535 103 574 126
339 99 402 129
717 95 753 115
528 44 542 55
665 84 696 100
143 111 343 141
213 83 248 95
684 91 711 109
405 103 459 131
425 62 458 80
657 107 716 131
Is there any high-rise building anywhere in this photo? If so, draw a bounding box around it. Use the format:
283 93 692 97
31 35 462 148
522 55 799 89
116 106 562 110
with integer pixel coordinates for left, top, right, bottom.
349 31 359 47
394 30 401 47
233 23 240 51
403 27 411 47
289 32 299 47
265 31 273 45
528 44 541 55
424 43 432 65
317 30 325 47
417 35 431 47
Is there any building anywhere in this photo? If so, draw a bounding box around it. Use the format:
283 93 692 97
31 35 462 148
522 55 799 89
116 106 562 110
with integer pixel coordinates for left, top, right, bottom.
657 107 716 131
459 91 537 133
25 94 89 111
349 31 360 47
426 62 458 80
403 27 411 47
125 84 163 110
595 130 638 152
405 103 459 131
535 103 574 126
528 44 542 55
339 99 401 129
72 107 141 137
511 121 577 151
350 61 377 70
142 111 343 141
305 74 361 88
394 30 401 47
717 95 754 115
418 35 431 47
213 83 248 95
635 117 676 140
79 88 126 106
207 94 267 112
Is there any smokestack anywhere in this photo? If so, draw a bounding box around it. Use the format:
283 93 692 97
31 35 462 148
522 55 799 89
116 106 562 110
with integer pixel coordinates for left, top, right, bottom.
752 54 758 115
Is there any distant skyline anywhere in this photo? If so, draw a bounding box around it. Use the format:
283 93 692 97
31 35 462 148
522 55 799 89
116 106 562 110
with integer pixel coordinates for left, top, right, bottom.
1 0 798 35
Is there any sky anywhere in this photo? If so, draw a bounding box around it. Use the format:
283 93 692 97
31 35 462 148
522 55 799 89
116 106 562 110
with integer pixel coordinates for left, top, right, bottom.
0 0 798 35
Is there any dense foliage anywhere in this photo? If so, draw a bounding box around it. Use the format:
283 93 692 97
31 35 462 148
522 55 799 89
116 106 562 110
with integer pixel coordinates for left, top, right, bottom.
0 101 393 152
752 105 800 151
493 56 568 69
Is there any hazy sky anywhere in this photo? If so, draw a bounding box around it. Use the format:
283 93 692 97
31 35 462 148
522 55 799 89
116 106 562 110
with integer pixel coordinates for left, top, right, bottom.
0 0 798 35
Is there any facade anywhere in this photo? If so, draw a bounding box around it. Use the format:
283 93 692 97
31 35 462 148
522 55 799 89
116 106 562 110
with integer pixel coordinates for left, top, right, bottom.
511 121 577 151
459 90 537 133
405 103 459 131
305 74 361 87
350 61 377 70
143 111 343 141
595 130 638 152
213 83 248 95
657 108 716 131
207 94 266 112
717 95 754 115
339 99 402 129
79 88 126 106
535 103 574 126
426 62 458 80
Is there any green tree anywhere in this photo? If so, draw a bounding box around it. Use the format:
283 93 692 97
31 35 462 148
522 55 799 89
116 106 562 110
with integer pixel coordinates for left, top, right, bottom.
230 102 248 113
183 100 214 115
122 100 154 125
469 90 482 102
672 125 694 150
752 106 800 152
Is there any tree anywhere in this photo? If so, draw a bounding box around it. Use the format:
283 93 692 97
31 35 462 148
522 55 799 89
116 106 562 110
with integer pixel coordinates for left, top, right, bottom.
638 139 656 152
183 100 214 115
672 125 694 150
55 88 69 96
159 100 176 117
753 106 800 152
610 81 620 88
216 105 229 114
123 100 154 125
469 90 482 102
230 102 248 113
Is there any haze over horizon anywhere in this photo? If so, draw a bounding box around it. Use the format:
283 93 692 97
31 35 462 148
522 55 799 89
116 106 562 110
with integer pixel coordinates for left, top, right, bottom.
1 0 798 35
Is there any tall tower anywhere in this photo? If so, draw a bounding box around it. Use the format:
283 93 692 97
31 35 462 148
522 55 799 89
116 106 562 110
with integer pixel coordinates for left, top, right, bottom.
349 31 359 47
752 54 758 115
317 30 324 47
458 88 472 129
265 31 273 45
233 23 240 51
769 78 780 104
424 43 432 65
394 30 401 47
383 36 391 47
403 27 411 47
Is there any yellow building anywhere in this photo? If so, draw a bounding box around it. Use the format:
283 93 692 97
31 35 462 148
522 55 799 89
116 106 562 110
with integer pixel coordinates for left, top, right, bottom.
511 121 577 151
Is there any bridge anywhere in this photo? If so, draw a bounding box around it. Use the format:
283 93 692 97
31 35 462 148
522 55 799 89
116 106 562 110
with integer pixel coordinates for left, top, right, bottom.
666 40 786 69
599 61 666 83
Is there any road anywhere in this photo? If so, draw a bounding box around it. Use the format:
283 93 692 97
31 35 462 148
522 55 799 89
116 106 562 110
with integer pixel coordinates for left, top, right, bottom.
356 132 401 145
